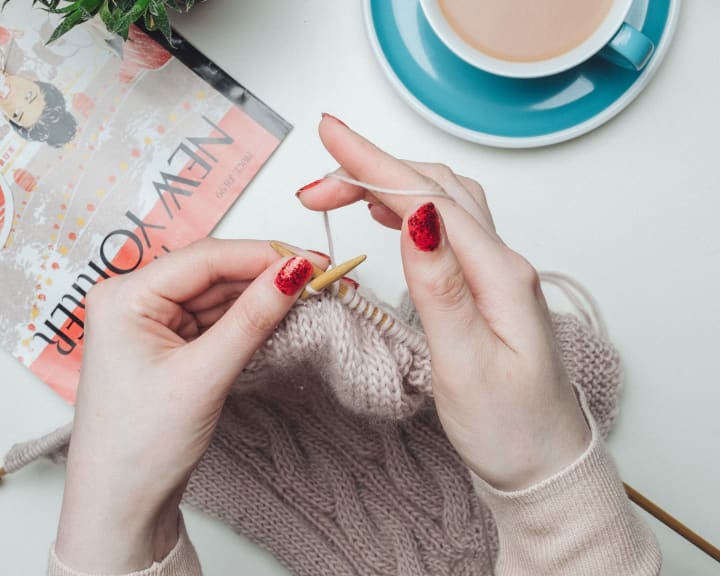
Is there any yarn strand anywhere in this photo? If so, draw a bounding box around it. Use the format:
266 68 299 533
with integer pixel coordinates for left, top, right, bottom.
326 173 449 199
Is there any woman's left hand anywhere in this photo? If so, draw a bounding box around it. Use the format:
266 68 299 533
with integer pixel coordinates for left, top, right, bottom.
55 239 325 574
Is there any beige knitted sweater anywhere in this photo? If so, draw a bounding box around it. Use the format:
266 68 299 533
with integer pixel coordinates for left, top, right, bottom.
5 294 661 575
46 429 661 576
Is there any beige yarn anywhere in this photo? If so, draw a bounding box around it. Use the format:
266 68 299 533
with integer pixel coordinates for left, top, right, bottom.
3 291 622 575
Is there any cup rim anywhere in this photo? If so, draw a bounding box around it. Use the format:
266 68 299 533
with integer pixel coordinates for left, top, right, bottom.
420 0 635 78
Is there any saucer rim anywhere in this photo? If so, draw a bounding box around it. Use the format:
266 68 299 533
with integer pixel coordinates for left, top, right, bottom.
363 0 682 148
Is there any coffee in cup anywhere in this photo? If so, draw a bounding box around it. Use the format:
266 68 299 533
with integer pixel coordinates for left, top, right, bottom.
421 0 655 78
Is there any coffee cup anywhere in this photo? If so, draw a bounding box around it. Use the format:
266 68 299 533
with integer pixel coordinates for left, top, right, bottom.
419 0 655 78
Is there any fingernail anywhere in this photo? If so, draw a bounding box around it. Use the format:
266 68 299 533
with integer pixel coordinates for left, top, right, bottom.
296 178 324 196
321 112 349 128
341 276 360 289
308 249 331 262
408 202 441 252
274 257 314 296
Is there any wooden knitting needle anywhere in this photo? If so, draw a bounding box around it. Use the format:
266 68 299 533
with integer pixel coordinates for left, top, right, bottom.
301 254 366 300
270 241 325 279
0 466 6 480
270 243 394 327
624 483 720 563
269 242 365 301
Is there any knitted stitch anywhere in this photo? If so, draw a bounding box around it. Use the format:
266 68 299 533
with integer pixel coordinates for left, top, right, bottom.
4 292 622 575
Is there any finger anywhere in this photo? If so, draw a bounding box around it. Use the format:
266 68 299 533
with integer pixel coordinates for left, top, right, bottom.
368 202 403 230
296 167 372 211
176 309 201 341
298 164 493 236
317 116 483 233
317 116 504 279
403 161 489 228
318 117 445 217
193 299 236 331
128 239 279 304
183 280 249 313
182 244 330 313
298 165 496 236
317 116 544 343
400 202 494 354
128 239 329 305
456 175 496 232
185 256 314 387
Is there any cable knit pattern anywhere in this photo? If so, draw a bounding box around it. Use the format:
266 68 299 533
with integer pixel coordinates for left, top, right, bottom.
5 293 625 575
177 296 622 575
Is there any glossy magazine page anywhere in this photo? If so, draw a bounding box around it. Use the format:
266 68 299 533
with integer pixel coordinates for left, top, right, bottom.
0 6 291 402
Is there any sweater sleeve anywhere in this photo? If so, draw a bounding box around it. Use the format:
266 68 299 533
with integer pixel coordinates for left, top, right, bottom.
472 397 662 576
48 513 203 576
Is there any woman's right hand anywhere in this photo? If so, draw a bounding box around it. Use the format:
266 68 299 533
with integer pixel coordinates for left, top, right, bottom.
297 115 592 491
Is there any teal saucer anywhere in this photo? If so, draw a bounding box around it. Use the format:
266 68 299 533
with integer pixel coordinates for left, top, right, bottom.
364 0 680 148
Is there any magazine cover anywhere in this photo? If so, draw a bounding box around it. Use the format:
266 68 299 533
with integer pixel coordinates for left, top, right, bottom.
0 5 291 403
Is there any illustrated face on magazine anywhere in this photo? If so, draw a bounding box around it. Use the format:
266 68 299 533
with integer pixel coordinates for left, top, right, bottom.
0 72 77 147
0 73 45 127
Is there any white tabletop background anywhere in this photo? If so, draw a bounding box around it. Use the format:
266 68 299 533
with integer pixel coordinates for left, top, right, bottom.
1 0 718 574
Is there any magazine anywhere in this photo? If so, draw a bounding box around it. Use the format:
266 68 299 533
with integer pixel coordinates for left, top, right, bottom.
0 5 291 402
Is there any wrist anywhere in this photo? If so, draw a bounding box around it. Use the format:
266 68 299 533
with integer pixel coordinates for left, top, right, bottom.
508 414 592 490
465 394 593 492
56 486 181 573
55 427 186 573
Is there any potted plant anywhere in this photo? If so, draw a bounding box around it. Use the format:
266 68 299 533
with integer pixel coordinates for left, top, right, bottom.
1 0 199 43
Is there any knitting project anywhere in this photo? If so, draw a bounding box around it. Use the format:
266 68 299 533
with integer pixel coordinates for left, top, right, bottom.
4 291 622 575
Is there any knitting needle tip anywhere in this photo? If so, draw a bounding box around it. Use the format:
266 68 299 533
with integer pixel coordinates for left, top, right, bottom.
269 241 326 279
301 255 367 300
269 241 292 258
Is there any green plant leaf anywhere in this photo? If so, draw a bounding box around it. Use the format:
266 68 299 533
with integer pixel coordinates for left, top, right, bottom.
47 10 84 43
4 0 186 43
146 0 171 39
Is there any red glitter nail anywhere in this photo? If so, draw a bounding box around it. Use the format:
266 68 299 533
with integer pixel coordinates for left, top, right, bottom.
274 257 314 296
308 249 331 261
296 179 324 196
408 202 441 252
321 112 349 128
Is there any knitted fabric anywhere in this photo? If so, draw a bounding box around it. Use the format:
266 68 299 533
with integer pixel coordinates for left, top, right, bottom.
3 292 622 576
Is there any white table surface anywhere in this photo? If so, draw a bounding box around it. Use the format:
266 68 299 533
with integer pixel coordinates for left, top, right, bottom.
2 0 719 574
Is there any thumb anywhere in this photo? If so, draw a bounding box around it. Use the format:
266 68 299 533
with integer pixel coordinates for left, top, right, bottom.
185 256 314 389
401 202 491 360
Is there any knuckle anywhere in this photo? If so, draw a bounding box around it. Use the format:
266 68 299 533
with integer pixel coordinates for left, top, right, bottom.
191 236 218 251
469 180 487 203
183 237 225 281
421 266 469 312
119 280 150 315
507 251 541 290
234 302 278 336
429 162 455 180
427 163 457 190
188 237 219 265
85 277 134 324
85 277 116 309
